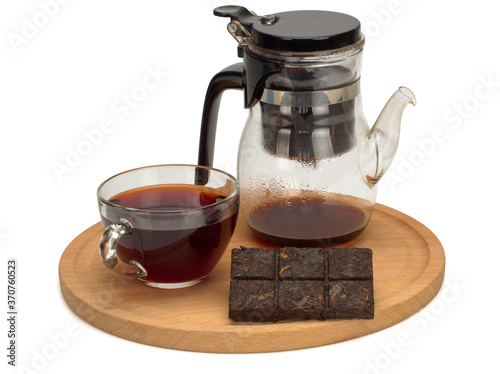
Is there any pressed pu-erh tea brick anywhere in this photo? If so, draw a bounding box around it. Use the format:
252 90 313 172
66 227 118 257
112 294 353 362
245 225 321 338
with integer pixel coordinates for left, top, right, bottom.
229 246 374 322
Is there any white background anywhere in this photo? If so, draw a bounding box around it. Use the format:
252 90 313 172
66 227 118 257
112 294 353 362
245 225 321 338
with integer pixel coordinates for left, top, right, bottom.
1 0 499 373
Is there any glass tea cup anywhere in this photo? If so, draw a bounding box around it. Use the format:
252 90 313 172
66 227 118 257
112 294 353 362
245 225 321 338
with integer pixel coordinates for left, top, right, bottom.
97 164 239 289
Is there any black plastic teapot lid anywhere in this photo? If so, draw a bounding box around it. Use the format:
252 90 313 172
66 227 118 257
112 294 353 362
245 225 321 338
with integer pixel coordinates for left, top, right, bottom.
214 6 361 52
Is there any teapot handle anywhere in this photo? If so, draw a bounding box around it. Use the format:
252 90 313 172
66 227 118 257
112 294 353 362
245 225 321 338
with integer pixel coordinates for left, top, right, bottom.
198 63 244 168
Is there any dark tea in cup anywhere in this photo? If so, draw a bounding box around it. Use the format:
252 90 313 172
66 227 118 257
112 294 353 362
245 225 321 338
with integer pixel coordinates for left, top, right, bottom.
98 165 239 289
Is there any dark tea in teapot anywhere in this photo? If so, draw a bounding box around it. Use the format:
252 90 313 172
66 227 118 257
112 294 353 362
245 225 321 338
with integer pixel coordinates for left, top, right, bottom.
248 193 368 247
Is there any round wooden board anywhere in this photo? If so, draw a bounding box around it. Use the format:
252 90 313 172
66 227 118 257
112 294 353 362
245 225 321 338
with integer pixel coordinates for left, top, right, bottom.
59 203 445 353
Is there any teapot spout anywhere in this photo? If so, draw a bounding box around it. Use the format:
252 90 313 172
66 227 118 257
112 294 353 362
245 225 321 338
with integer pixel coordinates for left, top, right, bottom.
361 87 416 185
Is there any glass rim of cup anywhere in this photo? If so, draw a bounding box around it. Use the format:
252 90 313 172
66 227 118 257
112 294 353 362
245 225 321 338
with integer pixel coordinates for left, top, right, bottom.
97 164 240 214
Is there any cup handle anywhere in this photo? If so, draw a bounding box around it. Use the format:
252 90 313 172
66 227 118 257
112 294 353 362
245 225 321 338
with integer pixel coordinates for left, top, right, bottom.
99 218 148 278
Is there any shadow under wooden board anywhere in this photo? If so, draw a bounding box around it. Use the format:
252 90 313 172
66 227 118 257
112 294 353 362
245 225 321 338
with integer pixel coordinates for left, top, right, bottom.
59 203 445 353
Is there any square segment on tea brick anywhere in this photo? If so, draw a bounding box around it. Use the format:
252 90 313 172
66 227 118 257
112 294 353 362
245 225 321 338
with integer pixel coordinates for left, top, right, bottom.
231 246 275 280
278 247 325 280
325 280 374 319
278 281 325 320
229 279 277 322
328 247 373 280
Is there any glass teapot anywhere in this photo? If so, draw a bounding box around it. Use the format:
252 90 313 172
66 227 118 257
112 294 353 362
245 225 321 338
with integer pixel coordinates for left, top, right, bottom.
198 6 416 247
